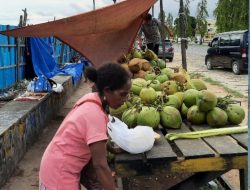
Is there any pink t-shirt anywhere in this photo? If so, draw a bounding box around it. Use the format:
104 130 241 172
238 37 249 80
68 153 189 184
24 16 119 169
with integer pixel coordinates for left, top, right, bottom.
39 93 109 190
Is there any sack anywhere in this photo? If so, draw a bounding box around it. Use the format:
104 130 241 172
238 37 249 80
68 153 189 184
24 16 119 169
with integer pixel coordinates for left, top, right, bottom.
27 75 57 93
107 116 155 154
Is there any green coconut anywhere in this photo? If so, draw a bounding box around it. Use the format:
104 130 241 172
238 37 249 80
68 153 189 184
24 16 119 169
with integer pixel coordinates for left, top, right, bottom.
161 80 179 95
143 49 158 61
139 87 157 105
157 59 166 69
161 68 174 78
191 79 207 91
147 80 161 91
185 81 196 90
132 49 142 59
150 60 158 67
137 106 160 128
160 106 182 129
122 108 139 128
126 101 133 108
183 89 199 108
131 78 147 95
109 102 128 119
226 104 245 125
131 96 141 104
156 91 163 97
156 74 169 83
181 103 189 118
197 90 217 112
145 72 156 81
187 105 206 125
174 92 184 105
164 95 181 109
207 107 228 127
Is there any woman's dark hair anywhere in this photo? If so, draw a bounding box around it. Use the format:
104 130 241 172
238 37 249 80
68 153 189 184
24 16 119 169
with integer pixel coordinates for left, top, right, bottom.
145 13 152 21
84 63 131 95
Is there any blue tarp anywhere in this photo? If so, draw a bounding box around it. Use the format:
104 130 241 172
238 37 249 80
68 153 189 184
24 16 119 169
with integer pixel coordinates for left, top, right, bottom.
28 37 85 85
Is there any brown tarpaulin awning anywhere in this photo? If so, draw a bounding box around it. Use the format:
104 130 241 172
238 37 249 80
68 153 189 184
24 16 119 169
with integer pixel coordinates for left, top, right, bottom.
0 0 157 67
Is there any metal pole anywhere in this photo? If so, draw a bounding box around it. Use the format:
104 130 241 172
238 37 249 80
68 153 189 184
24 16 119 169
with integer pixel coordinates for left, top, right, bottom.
179 0 187 70
93 0 95 10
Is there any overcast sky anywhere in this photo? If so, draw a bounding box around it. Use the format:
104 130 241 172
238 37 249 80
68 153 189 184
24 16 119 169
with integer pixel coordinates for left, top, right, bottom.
0 0 218 26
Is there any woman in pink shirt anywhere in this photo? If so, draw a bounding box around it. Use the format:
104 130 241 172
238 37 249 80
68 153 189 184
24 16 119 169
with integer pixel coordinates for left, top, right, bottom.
39 63 131 190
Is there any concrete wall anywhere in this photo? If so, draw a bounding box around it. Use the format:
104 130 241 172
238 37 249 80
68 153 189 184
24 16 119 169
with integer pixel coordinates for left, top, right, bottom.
0 75 75 187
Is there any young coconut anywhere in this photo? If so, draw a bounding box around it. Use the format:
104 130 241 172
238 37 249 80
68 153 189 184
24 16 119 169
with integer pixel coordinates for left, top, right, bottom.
163 95 181 110
160 106 182 129
191 79 207 90
139 86 157 105
187 105 206 125
196 90 217 112
181 103 189 118
137 106 160 129
206 107 228 127
122 107 140 128
161 80 179 95
183 89 199 108
226 104 245 125
131 78 147 96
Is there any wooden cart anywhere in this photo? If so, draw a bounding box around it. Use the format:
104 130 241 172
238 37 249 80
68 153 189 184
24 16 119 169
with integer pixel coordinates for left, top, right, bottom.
114 122 248 190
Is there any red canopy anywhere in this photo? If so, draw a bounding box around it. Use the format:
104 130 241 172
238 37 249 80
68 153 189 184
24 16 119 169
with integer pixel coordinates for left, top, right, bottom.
0 0 156 67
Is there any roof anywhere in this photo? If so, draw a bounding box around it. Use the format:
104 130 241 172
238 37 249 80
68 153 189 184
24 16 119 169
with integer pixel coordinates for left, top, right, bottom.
0 0 157 67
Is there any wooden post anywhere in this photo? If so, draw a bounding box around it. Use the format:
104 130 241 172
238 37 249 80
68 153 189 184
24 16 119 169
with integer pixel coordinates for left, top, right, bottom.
179 0 187 70
16 15 23 82
159 0 166 61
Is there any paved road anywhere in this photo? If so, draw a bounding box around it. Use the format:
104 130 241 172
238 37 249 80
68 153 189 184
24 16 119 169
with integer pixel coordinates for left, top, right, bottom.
170 43 248 97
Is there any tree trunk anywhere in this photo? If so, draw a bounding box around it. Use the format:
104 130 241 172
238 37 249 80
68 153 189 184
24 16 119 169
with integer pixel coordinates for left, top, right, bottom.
160 0 166 61
179 0 187 70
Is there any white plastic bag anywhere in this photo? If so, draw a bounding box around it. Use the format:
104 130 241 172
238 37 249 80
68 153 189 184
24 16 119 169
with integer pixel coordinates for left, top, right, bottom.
107 116 155 154
52 83 64 93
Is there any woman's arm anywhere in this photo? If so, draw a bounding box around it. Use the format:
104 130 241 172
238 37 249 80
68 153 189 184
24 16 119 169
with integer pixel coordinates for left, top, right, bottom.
89 140 117 190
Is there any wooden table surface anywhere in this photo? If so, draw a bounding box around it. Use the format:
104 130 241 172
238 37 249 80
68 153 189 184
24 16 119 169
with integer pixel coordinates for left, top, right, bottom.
114 121 248 190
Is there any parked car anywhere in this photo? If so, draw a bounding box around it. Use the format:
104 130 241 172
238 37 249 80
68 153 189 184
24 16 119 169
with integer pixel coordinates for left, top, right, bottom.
205 30 248 75
158 40 174 62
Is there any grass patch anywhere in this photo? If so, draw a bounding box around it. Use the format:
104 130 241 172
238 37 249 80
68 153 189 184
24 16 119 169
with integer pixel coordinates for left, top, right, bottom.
189 72 246 98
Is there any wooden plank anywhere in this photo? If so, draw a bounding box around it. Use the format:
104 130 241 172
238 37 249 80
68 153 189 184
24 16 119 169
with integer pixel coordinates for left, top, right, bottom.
165 123 215 159
169 171 226 190
231 133 248 150
171 155 247 173
146 129 177 160
115 152 145 162
189 124 247 156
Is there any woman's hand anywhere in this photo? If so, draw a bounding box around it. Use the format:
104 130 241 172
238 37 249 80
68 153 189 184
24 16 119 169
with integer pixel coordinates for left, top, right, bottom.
89 140 117 190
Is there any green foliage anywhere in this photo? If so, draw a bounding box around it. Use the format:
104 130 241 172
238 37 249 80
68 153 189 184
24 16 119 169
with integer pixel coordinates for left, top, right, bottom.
158 10 168 39
196 0 209 38
166 13 174 32
174 16 197 38
213 0 248 32
173 0 197 39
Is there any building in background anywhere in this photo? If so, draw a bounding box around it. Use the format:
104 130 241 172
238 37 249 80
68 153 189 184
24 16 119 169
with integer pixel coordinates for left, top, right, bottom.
195 19 217 44
204 19 217 43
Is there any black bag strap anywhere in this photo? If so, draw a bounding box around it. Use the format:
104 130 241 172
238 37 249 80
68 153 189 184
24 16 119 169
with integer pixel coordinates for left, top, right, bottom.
48 78 57 87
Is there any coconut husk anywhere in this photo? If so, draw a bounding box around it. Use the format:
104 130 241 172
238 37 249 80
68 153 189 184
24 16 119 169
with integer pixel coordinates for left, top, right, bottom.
171 73 187 84
121 63 129 71
128 58 142 73
133 70 146 79
117 54 128 64
141 61 152 71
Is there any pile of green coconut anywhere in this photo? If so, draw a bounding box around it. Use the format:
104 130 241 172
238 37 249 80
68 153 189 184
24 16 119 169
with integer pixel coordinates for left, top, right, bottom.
112 50 245 130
